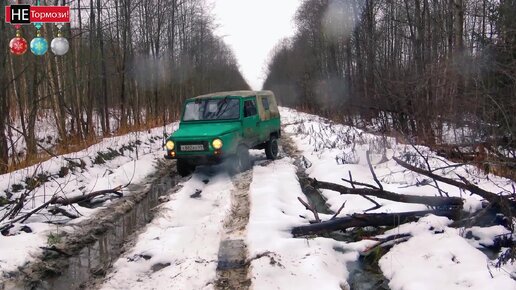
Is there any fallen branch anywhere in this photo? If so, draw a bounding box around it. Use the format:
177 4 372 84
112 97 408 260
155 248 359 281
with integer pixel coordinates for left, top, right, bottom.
361 233 412 256
308 178 463 208
19 197 57 223
52 186 124 206
292 209 459 237
48 207 80 219
409 144 448 197
1 186 125 228
40 246 71 257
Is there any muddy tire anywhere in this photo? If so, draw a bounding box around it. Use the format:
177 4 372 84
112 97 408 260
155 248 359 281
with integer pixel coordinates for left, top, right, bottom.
177 159 194 177
230 145 250 174
265 135 279 160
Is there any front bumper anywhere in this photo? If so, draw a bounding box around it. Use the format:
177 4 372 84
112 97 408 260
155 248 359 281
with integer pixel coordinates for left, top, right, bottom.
164 151 225 165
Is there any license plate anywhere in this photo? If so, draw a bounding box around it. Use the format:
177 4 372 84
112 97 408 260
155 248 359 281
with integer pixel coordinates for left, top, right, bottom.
180 144 204 151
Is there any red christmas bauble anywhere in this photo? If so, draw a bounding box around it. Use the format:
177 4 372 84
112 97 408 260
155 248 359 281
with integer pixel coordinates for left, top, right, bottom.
9 36 28 56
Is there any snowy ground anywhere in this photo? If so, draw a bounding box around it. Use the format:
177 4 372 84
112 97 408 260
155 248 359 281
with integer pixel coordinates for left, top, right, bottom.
280 107 516 289
1 107 515 289
0 122 177 277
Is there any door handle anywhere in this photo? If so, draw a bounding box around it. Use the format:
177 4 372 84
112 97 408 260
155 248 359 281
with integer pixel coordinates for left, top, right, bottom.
256 121 260 127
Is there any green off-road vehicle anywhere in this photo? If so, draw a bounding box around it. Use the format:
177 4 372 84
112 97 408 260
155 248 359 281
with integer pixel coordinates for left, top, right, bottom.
165 90 281 176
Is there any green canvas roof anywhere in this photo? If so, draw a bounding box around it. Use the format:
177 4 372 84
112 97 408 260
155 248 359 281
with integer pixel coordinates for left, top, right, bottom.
193 90 273 99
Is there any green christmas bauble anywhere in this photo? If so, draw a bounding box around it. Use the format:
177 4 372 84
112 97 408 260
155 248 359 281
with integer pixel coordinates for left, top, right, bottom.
30 37 48 56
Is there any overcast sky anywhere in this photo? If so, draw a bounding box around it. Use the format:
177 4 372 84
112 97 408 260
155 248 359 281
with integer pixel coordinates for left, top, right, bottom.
210 0 302 90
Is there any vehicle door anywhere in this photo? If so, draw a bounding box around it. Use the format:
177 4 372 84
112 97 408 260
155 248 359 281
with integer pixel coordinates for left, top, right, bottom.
257 95 273 141
242 98 260 147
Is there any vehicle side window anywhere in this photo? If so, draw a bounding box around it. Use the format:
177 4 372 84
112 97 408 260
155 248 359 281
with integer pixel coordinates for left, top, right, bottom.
261 97 269 111
244 100 257 117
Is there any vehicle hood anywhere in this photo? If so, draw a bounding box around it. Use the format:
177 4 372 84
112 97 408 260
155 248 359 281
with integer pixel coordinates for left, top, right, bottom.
171 121 241 139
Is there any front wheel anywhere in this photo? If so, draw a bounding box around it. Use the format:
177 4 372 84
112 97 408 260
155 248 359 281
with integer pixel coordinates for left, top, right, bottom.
177 159 195 177
265 136 279 160
229 145 250 174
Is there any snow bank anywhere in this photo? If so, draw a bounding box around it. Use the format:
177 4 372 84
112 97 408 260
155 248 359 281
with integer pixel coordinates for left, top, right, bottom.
380 221 515 289
0 123 177 276
279 107 516 289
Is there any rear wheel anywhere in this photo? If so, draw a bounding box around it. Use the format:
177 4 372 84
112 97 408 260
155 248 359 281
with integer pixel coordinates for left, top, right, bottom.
265 135 279 160
230 145 250 174
177 159 195 177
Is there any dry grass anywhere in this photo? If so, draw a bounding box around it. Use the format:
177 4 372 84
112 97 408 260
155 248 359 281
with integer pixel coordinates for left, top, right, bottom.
6 117 169 173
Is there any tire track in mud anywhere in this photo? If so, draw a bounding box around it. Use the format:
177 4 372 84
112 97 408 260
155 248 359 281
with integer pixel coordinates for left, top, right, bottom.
214 170 253 290
214 133 317 289
213 131 331 289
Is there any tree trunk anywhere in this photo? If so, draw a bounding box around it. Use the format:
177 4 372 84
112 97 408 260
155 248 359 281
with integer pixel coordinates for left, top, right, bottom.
97 0 109 135
0 0 10 173
292 209 460 237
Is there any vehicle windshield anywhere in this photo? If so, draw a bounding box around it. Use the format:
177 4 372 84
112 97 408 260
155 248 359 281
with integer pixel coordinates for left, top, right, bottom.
182 98 240 121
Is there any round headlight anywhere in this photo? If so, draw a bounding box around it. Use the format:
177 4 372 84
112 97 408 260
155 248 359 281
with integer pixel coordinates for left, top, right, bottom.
212 139 223 149
166 140 175 150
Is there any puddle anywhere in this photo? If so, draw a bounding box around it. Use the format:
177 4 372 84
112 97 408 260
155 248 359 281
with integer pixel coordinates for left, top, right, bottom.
330 228 391 290
217 239 247 270
2 161 183 290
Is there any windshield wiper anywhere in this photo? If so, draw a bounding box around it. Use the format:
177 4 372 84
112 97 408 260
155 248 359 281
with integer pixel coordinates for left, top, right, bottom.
218 96 229 106
215 96 233 118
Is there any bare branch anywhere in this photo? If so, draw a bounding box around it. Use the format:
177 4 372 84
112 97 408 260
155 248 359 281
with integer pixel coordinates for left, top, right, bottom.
330 201 346 220
344 171 382 211
366 150 383 190
297 197 321 223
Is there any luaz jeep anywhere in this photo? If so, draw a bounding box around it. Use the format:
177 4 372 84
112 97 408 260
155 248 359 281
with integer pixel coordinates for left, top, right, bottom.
164 90 281 176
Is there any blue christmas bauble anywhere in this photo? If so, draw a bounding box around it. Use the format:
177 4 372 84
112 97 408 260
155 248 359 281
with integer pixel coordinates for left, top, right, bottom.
30 37 48 56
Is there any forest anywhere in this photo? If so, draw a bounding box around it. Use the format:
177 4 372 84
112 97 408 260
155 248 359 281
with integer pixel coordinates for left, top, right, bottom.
2 0 515 177
0 0 249 173
264 0 516 169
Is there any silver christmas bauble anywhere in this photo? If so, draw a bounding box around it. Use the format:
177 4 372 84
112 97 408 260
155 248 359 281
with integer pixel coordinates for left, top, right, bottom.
51 37 69 56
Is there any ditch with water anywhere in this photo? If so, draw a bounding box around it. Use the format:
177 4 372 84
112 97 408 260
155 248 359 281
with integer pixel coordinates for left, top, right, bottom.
2 160 183 290
283 133 391 290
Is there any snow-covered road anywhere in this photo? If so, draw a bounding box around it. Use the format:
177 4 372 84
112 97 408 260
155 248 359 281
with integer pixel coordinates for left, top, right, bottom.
99 153 365 290
100 167 234 290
